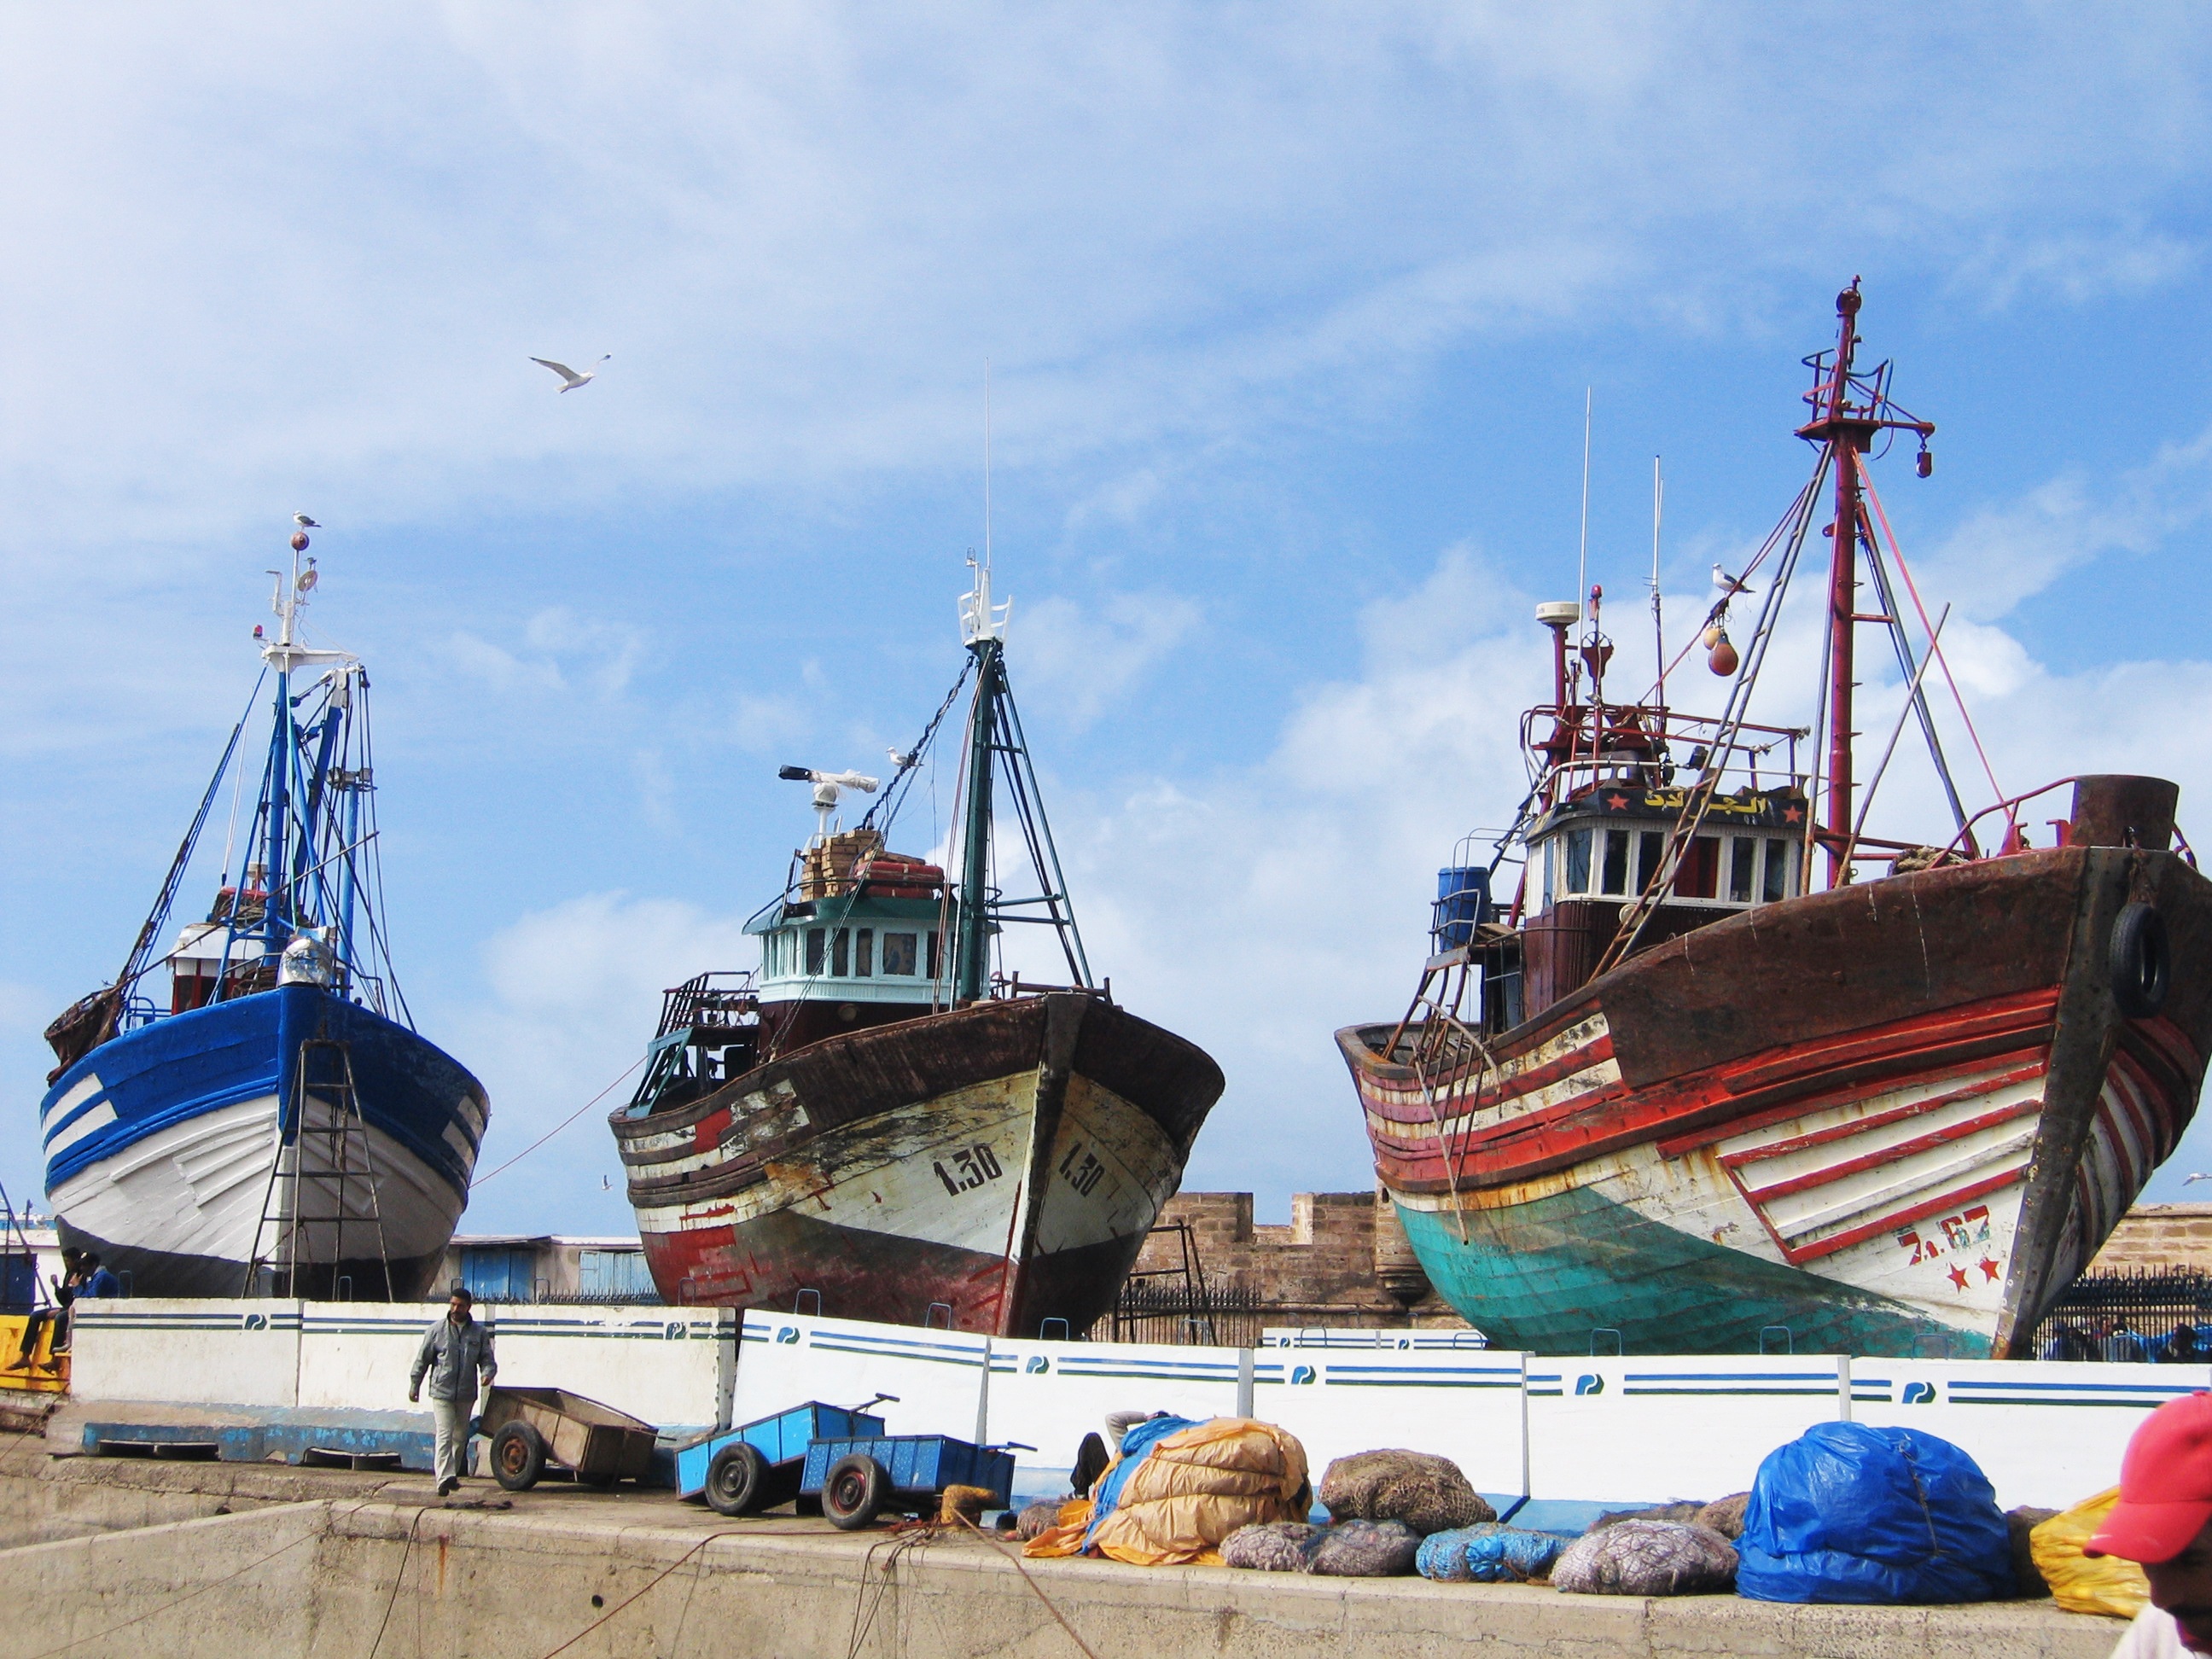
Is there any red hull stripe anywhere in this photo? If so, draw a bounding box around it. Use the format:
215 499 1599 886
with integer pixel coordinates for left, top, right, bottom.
1727 1096 2042 1205
1714 1062 2046 1167
1781 1167 2028 1266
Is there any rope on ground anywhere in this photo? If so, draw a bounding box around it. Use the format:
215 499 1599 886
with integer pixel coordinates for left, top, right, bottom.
847 1522 938 1658
471 1053 645 1187
956 1514 1103 1659
364 1505 425 1658
532 1526 774 1659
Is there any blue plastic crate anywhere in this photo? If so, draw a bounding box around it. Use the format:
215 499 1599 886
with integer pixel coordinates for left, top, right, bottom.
800 1434 1015 1505
674 1402 886 1500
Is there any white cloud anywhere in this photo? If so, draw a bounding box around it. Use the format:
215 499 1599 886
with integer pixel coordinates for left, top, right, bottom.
1013 591 1202 729
454 891 756 1231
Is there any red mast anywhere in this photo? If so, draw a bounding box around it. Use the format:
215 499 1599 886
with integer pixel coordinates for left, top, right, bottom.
1796 281 1931 888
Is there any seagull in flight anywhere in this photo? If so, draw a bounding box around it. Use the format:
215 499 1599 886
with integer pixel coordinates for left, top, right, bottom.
2186 1173 2212 1185
1712 563 1755 597
531 355 609 393
293 513 320 529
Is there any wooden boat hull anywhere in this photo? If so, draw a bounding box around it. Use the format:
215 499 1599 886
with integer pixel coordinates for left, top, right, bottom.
612 993 1222 1335
1340 846 2212 1356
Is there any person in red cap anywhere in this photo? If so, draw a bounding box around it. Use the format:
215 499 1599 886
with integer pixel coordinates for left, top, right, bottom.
2090 1391 2212 1656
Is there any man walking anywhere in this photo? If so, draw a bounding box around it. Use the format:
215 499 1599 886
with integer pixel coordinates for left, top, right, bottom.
409 1285 497 1497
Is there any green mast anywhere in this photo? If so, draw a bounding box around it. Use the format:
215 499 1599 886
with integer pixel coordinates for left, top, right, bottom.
952 560 1010 1004
953 632 1003 1004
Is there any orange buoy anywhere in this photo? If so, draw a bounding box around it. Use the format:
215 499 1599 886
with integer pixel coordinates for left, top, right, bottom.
1708 632 1739 676
1701 623 1722 649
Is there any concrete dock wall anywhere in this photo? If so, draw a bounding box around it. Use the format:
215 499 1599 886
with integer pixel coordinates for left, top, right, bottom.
67 1302 2210 1511
0 1487 2122 1659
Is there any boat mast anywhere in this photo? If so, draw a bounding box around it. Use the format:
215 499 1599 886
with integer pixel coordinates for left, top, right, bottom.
1795 281 1933 887
953 562 1006 1004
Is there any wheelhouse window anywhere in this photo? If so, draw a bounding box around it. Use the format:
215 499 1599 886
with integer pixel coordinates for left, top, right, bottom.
1677 835 1720 899
1600 830 1631 896
855 928 873 976
1729 837 1758 903
1564 828 1592 894
805 928 826 974
1637 831 1666 894
830 928 850 976
1762 838 1793 903
882 932 918 975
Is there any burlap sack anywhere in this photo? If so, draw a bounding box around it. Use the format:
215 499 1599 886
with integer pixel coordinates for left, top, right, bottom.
1318 1449 1492 1536
1552 1519 1738 1597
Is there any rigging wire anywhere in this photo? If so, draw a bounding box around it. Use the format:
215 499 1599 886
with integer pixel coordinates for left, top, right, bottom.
1863 474 2010 826
470 1052 647 1187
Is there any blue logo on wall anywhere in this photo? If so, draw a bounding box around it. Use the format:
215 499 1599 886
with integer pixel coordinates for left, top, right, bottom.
242 1313 268 1331
777 1326 800 1345
1290 1365 1318 1386
665 1322 684 1340
1025 1355 1050 1374
1575 1374 1604 1396
1902 1381 1937 1405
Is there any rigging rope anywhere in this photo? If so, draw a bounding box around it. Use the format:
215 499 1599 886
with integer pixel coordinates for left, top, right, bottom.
1863 474 2010 824
470 1053 646 1187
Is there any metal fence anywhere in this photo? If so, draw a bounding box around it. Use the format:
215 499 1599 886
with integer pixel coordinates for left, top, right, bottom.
1089 1280 1267 1348
2029 1267 2212 1361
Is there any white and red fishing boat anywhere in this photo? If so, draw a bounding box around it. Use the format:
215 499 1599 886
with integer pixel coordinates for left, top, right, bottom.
611 561 1223 1334
1339 283 2212 1358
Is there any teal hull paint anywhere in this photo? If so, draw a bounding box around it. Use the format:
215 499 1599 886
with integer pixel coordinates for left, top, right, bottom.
1396 1187 1989 1359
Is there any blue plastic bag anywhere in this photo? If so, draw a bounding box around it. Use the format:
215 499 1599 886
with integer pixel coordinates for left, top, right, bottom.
1416 1522 1565 1583
1736 1422 2013 1604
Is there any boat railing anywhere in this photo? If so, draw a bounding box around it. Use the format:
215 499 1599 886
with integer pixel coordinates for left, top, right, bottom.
989 972 1112 1003
651 970 759 1039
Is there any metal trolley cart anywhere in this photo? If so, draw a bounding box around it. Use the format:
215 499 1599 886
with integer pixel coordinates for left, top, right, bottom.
801 1431 1024 1531
675 1394 893 1517
480 1386 659 1492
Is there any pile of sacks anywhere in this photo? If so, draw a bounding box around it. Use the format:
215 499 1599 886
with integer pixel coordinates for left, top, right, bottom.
1223 1448 1493 1578
1024 1417 1311 1567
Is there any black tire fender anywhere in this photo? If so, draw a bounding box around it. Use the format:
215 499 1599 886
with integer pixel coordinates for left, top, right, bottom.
2111 901 2171 1020
705 1441 768 1516
491 1420 547 1492
822 1452 889 1531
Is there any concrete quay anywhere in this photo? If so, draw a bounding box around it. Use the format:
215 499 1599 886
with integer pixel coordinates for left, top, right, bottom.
0 1453 2129 1659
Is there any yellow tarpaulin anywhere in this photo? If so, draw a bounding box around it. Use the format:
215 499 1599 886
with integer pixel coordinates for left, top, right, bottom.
2030 1487 2150 1620
1025 1418 1310 1568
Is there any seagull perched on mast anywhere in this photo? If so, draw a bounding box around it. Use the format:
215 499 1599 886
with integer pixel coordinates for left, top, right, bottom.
530 355 609 393
1712 562 1755 597
293 513 320 529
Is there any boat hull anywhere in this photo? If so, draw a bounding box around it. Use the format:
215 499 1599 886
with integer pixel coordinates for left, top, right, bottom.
1341 847 2212 1356
41 986 487 1300
613 993 1222 1334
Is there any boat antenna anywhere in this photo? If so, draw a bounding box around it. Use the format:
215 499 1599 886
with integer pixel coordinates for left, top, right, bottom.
1650 455 1665 707
1575 387 1592 612
983 358 992 574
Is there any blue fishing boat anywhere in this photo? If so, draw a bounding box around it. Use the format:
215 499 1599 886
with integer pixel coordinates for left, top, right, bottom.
38 527 487 1299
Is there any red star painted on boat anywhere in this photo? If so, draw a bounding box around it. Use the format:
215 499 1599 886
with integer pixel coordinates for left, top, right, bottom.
1782 805 1803 824
1979 1257 2001 1282
1947 1265 1970 1290
1605 793 1629 810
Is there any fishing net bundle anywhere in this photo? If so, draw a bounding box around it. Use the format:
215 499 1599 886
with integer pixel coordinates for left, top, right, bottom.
1551 1520 1739 1597
1695 1493 1751 1540
1415 1522 1566 1584
1220 1518 1421 1577
1318 1450 1493 1536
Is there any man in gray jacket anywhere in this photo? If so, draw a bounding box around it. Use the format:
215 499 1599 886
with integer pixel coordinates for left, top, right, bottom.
410 1285 498 1495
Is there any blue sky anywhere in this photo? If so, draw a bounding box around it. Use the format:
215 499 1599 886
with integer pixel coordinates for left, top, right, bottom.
9 5 2212 1236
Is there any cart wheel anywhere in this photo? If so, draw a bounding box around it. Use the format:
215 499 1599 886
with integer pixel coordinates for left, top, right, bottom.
491 1421 546 1491
706 1442 768 1516
822 1453 888 1530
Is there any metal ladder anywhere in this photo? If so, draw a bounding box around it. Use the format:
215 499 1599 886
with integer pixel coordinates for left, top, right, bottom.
242 1037 395 1299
